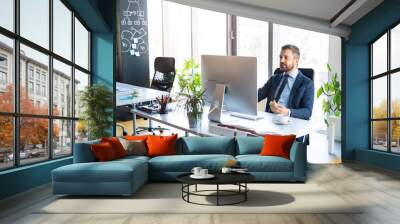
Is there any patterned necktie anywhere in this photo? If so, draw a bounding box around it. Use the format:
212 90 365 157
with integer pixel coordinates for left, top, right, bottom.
274 74 289 102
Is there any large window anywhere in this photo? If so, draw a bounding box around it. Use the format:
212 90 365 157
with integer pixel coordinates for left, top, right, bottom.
237 17 269 88
0 0 13 32
162 1 192 71
20 0 49 49
0 0 91 170
370 23 400 153
53 0 72 60
148 1 227 94
74 18 90 70
191 8 227 62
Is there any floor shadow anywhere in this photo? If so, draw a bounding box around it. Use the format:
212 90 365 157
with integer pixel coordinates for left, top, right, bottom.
202 190 295 207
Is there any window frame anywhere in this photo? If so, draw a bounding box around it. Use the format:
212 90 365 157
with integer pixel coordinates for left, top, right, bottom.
0 0 92 171
370 20 400 154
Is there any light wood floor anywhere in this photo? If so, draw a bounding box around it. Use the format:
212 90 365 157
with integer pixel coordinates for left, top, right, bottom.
1 162 400 224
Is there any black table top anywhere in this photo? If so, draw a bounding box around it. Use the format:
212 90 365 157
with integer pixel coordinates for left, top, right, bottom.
177 172 255 185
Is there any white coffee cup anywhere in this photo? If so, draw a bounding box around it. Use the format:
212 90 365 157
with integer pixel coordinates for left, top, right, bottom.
276 114 290 124
199 169 208 176
221 167 232 173
191 167 202 176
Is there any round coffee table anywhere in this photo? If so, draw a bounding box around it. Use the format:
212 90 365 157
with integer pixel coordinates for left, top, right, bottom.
177 173 255 206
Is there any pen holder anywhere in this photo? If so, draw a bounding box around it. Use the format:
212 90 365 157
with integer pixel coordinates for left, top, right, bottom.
156 95 169 114
159 104 167 114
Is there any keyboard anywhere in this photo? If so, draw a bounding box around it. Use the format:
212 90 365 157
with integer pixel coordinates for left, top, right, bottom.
230 112 264 120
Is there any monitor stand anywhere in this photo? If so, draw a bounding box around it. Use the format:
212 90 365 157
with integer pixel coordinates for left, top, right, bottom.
208 84 226 123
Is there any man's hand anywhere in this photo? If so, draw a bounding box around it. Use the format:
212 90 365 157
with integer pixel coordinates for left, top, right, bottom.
269 100 290 116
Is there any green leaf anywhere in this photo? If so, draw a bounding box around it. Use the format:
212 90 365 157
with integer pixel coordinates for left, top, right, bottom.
327 64 332 73
317 87 323 98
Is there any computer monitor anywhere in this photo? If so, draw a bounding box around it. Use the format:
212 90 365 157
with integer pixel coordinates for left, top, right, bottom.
201 55 258 116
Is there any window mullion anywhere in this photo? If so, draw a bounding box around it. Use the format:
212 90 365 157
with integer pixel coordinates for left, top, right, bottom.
71 10 76 154
14 0 21 166
268 22 274 78
49 0 54 160
388 30 391 152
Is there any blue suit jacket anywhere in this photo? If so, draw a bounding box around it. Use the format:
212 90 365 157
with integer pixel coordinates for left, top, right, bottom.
258 70 314 120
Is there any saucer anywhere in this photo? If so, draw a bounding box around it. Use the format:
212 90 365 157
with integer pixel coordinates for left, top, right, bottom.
190 174 215 179
272 119 292 125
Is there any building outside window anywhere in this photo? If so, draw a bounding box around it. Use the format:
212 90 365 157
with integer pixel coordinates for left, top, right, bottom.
0 55 7 87
0 71 6 85
41 85 46 97
35 83 40 95
0 55 6 67
28 81 34 94
35 70 40 81
28 67 34 80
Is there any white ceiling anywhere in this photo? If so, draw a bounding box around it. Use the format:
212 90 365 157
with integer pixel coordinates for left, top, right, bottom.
168 0 384 37
222 0 383 26
225 0 351 23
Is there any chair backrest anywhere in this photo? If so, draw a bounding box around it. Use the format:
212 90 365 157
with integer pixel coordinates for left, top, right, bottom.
273 68 314 81
150 57 176 92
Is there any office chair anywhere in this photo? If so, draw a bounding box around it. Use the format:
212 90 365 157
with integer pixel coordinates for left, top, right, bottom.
273 68 314 81
273 67 314 145
150 57 176 92
136 57 176 134
116 124 128 136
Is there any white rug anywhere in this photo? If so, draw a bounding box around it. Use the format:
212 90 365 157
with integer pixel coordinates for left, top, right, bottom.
38 183 362 214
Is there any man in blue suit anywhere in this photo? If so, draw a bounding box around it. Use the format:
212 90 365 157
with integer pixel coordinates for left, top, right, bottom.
258 44 314 120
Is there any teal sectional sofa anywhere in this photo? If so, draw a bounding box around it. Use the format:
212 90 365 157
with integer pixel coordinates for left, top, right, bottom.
52 136 307 196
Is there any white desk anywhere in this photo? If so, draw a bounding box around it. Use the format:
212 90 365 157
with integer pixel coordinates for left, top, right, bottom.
116 82 311 137
116 82 169 106
131 105 311 137
116 82 170 134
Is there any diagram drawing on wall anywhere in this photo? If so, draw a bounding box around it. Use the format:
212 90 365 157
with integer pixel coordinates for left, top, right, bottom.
120 0 148 57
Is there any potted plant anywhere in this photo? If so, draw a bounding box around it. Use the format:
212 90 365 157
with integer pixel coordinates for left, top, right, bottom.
79 84 113 140
317 64 342 142
176 59 206 128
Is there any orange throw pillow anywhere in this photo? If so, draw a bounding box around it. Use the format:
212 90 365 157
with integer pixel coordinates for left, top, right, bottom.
259 134 296 159
101 137 126 158
91 142 117 162
146 134 178 157
124 135 150 141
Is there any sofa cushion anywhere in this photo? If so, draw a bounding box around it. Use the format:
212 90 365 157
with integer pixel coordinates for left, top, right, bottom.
177 137 236 155
260 134 296 159
124 135 151 141
147 134 178 157
101 137 127 158
236 155 293 172
149 154 235 172
235 137 263 155
52 158 147 183
91 142 118 161
119 138 147 156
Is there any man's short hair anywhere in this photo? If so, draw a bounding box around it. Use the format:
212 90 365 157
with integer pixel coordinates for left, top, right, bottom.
281 44 300 59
